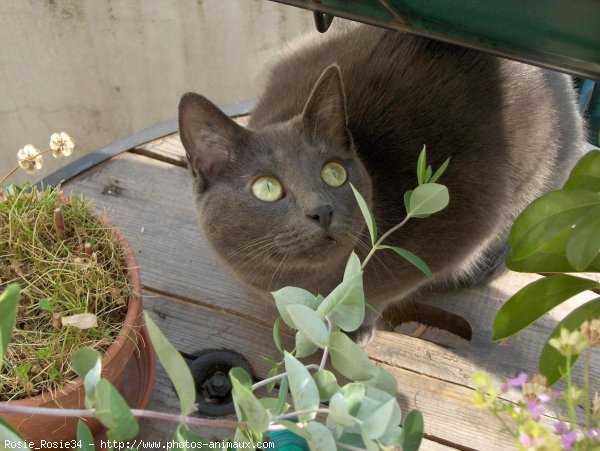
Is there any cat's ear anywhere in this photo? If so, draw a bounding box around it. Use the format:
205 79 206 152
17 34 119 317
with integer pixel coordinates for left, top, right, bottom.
178 92 246 178
302 64 350 149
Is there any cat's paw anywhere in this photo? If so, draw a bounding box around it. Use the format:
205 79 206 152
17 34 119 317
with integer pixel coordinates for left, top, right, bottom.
347 323 375 348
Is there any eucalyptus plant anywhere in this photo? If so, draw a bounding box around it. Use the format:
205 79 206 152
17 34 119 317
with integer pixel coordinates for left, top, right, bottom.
0 146 451 451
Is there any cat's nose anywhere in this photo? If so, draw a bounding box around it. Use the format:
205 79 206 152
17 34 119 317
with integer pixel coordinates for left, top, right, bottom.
307 205 334 230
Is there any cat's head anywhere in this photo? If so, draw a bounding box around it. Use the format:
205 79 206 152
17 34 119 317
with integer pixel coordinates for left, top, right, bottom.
178 65 372 291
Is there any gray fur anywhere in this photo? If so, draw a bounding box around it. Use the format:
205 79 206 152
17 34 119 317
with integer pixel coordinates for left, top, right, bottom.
179 22 584 345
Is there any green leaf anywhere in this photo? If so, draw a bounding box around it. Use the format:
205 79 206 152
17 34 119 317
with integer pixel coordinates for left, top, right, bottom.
265 365 279 393
350 183 377 244
340 383 366 416
144 312 196 416
286 304 329 348
295 331 319 358
76 420 95 451
566 205 600 270
505 224 600 273
361 398 399 440
38 298 52 311
234 428 262 450
230 368 271 432
425 166 432 183
305 421 337 451
379 245 433 278
539 298 600 385
417 145 427 185
173 424 209 449
313 370 340 402
275 375 289 417
329 392 359 427
272 287 319 329
408 183 449 216
493 274 599 340
230 366 253 389
509 190 600 261
429 157 451 184
403 190 413 215
400 410 424 451
343 251 362 279
563 150 600 191
329 332 374 380
272 317 283 353
72 348 102 409
317 273 364 332
93 379 139 441
0 284 20 370
284 351 320 422
0 417 30 450
362 365 397 396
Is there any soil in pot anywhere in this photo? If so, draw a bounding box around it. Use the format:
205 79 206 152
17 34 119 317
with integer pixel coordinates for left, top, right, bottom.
0 186 153 442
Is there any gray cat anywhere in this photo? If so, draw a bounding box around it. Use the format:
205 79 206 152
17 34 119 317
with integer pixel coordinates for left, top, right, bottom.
178 21 584 345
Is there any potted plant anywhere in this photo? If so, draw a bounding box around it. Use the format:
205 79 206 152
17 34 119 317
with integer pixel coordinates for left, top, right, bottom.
472 149 600 449
0 133 155 443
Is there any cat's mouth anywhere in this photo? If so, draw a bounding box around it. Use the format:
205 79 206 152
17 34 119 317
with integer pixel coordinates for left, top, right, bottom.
272 230 345 262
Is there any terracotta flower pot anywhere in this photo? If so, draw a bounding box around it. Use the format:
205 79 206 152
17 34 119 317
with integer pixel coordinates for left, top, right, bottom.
1 224 156 444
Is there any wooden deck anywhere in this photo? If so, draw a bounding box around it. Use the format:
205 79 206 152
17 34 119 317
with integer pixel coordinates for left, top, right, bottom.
59 114 599 451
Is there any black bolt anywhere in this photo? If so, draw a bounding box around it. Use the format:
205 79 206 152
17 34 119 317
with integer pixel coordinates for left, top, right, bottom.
205 374 231 398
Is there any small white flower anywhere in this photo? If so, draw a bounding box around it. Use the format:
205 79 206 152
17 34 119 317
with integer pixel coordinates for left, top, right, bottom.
49 131 75 158
17 144 43 173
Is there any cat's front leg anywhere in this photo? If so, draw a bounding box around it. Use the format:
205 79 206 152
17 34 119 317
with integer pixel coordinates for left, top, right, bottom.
347 307 378 347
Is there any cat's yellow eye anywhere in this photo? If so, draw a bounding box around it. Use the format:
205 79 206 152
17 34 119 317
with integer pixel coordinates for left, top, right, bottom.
252 176 284 202
321 161 347 187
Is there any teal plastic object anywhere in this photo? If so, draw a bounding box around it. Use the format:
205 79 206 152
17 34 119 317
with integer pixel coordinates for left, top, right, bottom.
264 430 310 451
270 0 600 80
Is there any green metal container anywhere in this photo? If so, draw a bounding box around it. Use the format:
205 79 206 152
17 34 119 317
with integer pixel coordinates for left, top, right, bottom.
271 0 600 80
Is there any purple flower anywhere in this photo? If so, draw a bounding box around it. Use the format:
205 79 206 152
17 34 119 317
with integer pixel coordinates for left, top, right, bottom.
519 434 544 448
551 390 563 399
537 393 551 403
526 400 544 421
554 421 567 435
561 431 576 450
519 433 532 446
587 428 600 440
508 373 528 387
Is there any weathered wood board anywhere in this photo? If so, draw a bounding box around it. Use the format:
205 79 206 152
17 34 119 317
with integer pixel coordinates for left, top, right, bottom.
61 130 600 450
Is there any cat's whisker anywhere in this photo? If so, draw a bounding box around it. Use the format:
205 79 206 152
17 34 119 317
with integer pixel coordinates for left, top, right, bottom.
267 249 288 291
232 240 279 274
226 235 276 261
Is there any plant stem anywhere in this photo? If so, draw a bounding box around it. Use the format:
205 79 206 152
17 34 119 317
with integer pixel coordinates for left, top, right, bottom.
0 166 19 186
0 403 241 430
361 214 412 270
274 408 330 421
252 364 320 391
